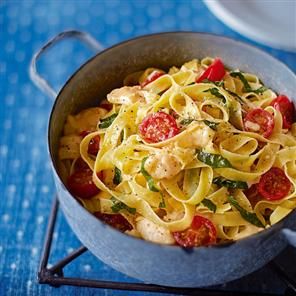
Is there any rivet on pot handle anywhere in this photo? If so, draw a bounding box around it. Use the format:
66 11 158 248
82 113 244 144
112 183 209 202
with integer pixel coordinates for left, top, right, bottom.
282 228 296 247
29 30 104 100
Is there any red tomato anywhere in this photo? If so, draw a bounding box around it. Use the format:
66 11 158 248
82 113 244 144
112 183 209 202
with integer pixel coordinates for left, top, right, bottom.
88 135 100 155
258 167 291 201
141 71 165 87
196 58 226 83
74 157 89 171
244 184 262 208
93 212 133 232
80 130 90 138
270 95 295 129
244 108 274 138
80 131 100 156
67 169 100 199
173 215 217 248
139 111 180 143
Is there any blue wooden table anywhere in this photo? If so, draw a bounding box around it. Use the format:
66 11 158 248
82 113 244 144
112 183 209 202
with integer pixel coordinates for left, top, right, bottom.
0 1 295 295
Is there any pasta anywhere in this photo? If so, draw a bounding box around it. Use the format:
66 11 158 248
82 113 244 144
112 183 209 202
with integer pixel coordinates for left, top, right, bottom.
58 57 296 247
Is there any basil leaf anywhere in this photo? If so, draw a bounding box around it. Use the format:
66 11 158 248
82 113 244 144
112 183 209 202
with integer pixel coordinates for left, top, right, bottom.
98 113 118 128
230 72 266 94
113 167 122 185
226 90 244 104
230 72 252 92
204 88 226 103
203 120 219 131
180 118 195 125
201 198 217 213
227 196 264 228
213 177 248 189
252 86 267 94
141 157 160 192
196 150 232 168
111 197 136 215
202 79 225 88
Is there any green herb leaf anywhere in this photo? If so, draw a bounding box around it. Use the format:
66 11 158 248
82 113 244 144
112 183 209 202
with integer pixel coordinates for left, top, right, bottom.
180 118 195 125
230 72 250 91
202 79 225 88
227 196 264 228
226 90 245 104
113 167 122 185
201 198 217 212
98 113 118 129
196 150 232 168
230 72 266 94
203 88 226 103
111 197 136 214
252 86 267 94
213 177 248 189
141 157 160 192
203 120 219 131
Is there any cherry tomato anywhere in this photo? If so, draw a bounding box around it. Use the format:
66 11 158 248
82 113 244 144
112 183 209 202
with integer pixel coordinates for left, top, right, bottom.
173 215 217 248
270 95 295 129
93 212 133 232
74 157 89 171
196 58 226 83
141 71 165 87
80 131 100 156
139 111 180 143
244 108 274 138
88 136 100 155
258 167 291 201
244 184 262 208
67 168 100 199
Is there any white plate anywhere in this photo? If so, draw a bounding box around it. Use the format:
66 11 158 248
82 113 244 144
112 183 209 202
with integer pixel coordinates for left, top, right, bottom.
204 0 296 52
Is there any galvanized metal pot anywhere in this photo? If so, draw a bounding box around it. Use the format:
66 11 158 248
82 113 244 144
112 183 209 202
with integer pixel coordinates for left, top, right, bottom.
30 31 296 287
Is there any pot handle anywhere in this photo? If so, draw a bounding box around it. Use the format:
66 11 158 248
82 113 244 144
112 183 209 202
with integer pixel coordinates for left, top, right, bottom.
29 30 103 100
282 228 296 247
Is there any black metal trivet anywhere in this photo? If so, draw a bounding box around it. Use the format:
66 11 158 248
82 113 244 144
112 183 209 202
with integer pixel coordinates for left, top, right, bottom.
38 196 296 296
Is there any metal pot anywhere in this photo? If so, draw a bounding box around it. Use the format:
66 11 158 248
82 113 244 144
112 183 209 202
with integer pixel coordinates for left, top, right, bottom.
30 31 296 287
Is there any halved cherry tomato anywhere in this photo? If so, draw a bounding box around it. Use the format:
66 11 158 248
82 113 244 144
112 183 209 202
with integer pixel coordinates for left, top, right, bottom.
141 71 165 88
80 131 100 156
258 167 291 201
196 58 226 83
93 212 133 232
139 111 180 143
74 157 89 171
88 136 100 155
244 184 263 208
67 168 100 199
80 130 90 138
173 215 216 248
244 108 274 138
270 95 295 129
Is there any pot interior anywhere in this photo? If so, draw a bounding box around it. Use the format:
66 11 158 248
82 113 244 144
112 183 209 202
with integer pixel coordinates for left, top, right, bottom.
49 32 296 181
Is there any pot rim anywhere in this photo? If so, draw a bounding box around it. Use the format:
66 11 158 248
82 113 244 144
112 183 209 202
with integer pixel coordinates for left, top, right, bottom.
48 31 296 250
